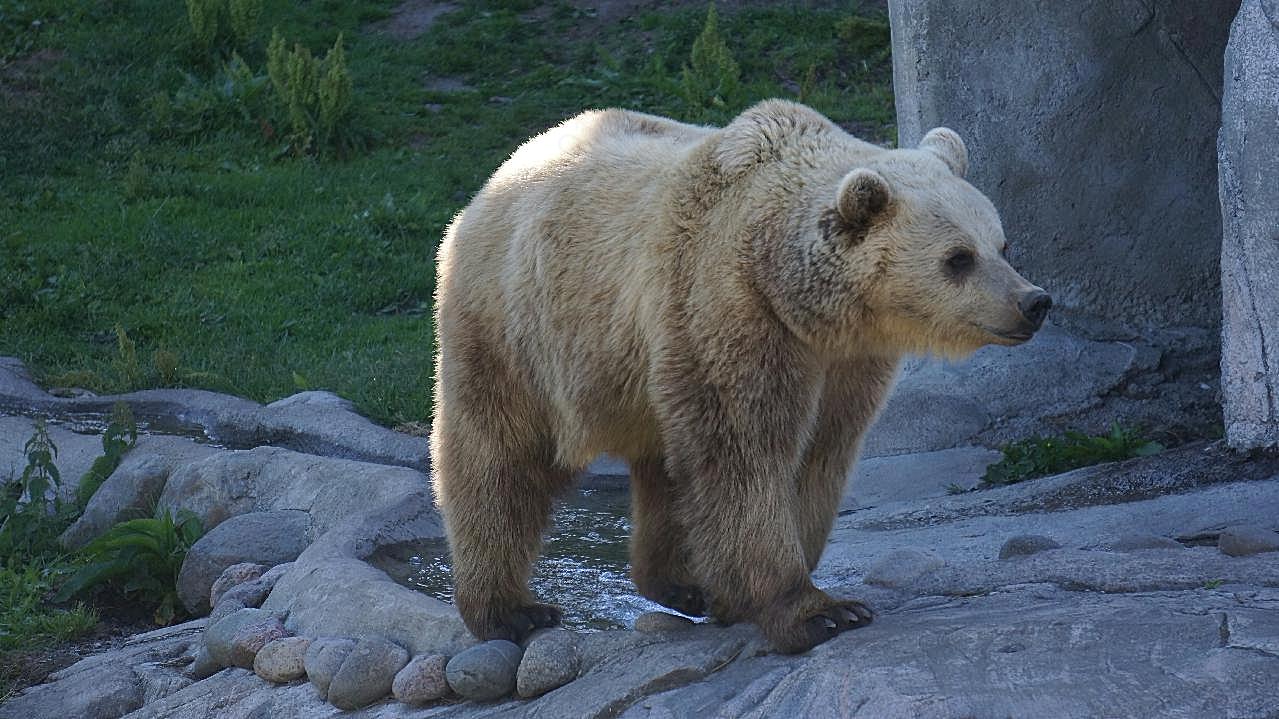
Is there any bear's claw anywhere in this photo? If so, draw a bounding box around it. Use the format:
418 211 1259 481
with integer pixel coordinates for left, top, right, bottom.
790 599 874 653
485 602 562 643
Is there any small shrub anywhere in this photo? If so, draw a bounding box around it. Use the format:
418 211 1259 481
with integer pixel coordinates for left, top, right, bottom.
0 420 73 562
75 402 137 508
149 53 270 141
186 0 263 53
266 30 356 155
982 423 1165 487
185 0 220 51
58 509 205 625
227 0 262 47
112 325 144 390
681 5 741 115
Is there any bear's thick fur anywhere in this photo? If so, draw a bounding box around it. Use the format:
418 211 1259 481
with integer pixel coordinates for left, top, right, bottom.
431 100 1049 653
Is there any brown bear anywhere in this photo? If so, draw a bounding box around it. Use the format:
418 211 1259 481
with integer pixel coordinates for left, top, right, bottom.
430 99 1050 654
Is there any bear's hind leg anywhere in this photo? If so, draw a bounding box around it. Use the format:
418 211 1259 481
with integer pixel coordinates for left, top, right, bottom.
629 457 708 617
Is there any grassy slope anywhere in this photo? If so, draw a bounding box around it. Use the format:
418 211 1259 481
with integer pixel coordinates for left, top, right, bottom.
0 0 893 428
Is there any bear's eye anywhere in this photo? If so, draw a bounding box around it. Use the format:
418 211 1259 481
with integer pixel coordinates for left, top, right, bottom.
945 249 975 277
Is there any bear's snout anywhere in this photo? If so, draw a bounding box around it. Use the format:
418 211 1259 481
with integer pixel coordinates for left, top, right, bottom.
1017 289 1053 330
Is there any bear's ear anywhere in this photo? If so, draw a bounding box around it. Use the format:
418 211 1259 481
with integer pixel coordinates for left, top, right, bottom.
919 127 968 178
835 168 893 232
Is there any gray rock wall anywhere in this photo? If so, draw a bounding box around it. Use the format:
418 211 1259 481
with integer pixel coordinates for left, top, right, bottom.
889 0 1237 330
1219 0 1279 449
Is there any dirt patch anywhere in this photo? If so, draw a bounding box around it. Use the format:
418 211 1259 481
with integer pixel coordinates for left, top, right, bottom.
422 75 474 94
372 0 459 40
0 48 64 109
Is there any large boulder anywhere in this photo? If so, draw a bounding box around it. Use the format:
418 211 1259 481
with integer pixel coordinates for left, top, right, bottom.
1219 0 1279 449
177 510 312 615
890 0 1236 331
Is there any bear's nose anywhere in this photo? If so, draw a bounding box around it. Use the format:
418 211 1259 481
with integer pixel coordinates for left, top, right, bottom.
1018 290 1052 329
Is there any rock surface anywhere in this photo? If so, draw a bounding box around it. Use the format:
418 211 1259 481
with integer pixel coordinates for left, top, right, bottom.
890 0 1234 330
446 640 523 702
1219 0 1279 449
3 357 1278 718
177 510 311 615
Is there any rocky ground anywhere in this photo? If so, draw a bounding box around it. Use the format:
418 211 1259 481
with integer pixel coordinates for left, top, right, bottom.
1 327 1276 718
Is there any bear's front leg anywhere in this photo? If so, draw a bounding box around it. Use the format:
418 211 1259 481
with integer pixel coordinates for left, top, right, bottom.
657 343 873 654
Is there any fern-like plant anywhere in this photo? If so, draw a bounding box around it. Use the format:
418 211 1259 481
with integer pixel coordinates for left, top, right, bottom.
681 5 741 115
57 509 205 625
266 29 356 155
228 0 262 46
186 0 220 50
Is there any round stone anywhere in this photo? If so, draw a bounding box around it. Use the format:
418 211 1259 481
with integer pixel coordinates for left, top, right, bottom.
998 534 1062 560
229 617 289 669
209 562 267 608
304 637 356 700
445 640 523 702
516 629 580 698
205 607 273 667
1218 525 1279 557
392 654 450 705
327 638 410 710
253 636 312 683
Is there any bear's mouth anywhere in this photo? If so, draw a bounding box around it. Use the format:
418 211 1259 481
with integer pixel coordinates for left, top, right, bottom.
973 324 1034 344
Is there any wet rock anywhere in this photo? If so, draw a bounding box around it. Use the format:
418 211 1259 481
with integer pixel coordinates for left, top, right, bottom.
229 616 289 669
304 637 356 701
209 562 268 608
517 629 580 698
205 608 276 667
253 636 311 683
392 654 450 705
999 534 1062 560
177 510 312 615
327 638 410 710
634 612 695 634
865 549 945 588
1219 525 1279 557
1108 533 1184 552
445 640 523 702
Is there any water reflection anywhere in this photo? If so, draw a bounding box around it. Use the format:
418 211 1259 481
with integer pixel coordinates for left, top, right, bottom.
372 484 666 630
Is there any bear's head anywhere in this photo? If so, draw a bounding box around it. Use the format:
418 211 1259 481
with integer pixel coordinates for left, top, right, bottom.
729 106 1051 359
829 128 1051 357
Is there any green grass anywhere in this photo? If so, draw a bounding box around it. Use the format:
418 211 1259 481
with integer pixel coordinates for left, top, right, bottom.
0 562 97 652
981 423 1165 487
0 0 894 427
